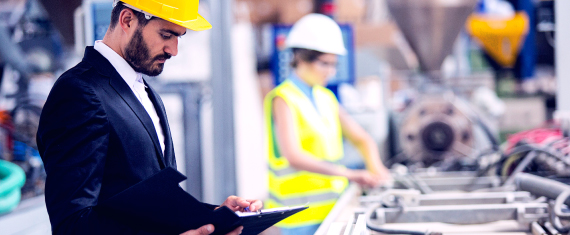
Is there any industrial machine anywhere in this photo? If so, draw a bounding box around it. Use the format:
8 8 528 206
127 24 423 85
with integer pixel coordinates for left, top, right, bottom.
387 0 500 170
320 130 570 234
316 0 570 234
319 120 570 234
317 171 570 235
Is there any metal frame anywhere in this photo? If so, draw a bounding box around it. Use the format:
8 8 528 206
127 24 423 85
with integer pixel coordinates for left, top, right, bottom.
556 0 570 111
209 0 237 204
370 202 548 225
389 172 503 192
530 221 547 235
360 191 534 206
315 184 360 235
364 188 548 226
320 172 559 235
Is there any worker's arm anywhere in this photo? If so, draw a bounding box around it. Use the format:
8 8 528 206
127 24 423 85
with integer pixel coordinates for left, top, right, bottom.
37 76 131 234
38 76 180 235
338 106 391 182
272 97 377 186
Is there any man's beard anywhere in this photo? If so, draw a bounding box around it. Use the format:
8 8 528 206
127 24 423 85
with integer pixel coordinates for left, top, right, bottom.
124 28 171 77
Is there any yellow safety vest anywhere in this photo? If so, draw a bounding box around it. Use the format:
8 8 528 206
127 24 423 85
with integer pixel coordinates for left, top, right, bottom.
264 80 348 228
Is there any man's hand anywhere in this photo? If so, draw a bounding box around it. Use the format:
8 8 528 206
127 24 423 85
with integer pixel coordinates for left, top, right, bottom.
218 196 263 212
180 224 244 235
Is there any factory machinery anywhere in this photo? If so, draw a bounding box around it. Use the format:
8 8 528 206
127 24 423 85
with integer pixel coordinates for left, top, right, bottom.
318 125 570 234
387 0 501 172
317 171 570 235
317 0 570 234
319 124 570 234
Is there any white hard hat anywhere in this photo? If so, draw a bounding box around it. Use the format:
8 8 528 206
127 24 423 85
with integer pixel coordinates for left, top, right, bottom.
286 13 347 55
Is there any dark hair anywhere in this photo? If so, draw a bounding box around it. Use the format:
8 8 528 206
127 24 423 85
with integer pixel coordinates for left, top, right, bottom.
291 48 324 68
109 2 153 30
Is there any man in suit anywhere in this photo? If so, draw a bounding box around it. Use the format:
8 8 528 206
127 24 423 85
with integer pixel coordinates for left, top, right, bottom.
36 1 261 234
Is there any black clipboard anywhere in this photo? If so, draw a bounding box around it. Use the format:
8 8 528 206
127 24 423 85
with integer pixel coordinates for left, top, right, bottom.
236 206 308 234
99 167 306 235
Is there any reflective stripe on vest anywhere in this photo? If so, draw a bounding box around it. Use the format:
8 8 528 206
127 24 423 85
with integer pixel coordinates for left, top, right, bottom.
264 80 348 227
269 166 298 177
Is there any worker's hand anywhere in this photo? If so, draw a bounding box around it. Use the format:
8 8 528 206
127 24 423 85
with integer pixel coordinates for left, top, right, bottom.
179 224 244 235
218 195 263 212
179 224 214 235
346 170 381 188
372 165 392 183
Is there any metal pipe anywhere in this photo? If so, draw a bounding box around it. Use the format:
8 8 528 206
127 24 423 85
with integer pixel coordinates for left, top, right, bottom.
365 204 440 235
515 173 570 206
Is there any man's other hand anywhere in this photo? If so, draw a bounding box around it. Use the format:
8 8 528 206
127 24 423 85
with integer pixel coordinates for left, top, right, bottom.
219 196 263 212
180 224 244 235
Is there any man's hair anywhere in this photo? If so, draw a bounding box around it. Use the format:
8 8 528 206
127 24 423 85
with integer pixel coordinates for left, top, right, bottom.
109 2 152 30
291 48 324 68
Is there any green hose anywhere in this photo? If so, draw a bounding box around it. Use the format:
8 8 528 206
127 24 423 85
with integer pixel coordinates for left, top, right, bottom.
0 160 26 214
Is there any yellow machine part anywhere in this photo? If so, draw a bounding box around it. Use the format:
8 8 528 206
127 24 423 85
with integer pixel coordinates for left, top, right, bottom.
466 12 529 68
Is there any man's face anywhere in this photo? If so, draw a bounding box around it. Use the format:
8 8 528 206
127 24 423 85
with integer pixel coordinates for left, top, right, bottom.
124 19 186 76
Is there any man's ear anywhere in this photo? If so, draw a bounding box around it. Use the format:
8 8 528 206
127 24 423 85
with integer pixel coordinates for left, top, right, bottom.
118 8 137 33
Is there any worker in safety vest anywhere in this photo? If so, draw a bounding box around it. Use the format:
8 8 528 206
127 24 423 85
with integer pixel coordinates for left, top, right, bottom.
264 14 391 235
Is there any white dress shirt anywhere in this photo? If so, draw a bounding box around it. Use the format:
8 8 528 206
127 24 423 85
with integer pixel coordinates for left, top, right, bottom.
94 41 165 155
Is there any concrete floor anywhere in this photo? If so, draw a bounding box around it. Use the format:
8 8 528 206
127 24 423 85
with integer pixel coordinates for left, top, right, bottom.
0 196 51 235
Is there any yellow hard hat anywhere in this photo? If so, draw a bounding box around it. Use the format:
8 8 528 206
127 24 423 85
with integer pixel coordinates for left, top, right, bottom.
114 0 211 31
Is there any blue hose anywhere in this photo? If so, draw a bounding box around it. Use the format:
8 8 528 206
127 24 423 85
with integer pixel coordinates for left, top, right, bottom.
0 160 26 214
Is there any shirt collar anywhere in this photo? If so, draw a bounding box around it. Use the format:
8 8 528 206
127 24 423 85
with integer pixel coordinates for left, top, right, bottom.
288 72 314 99
94 40 141 88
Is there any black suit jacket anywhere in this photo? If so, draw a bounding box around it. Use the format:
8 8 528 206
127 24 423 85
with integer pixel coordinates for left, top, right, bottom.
37 47 216 234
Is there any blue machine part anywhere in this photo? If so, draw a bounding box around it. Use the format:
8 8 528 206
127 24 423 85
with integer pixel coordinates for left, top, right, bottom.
509 0 535 80
270 24 355 100
12 141 27 162
92 2 113 42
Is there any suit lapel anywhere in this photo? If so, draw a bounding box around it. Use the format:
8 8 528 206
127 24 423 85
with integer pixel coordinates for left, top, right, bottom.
84 47 167 169
145 82 176 168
